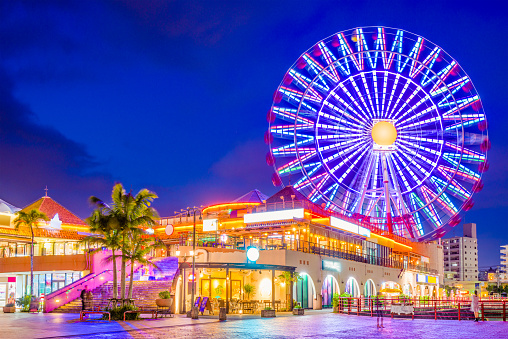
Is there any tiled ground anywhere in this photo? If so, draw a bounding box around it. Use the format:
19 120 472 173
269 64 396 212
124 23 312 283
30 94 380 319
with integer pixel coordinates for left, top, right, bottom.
0 310 506 339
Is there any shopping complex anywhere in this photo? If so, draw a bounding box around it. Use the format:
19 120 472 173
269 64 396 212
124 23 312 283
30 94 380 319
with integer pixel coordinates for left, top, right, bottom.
0 26 493 316
0 186 443 313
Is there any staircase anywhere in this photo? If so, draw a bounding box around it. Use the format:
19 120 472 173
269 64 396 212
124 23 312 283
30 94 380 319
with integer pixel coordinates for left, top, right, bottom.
52 257 179 313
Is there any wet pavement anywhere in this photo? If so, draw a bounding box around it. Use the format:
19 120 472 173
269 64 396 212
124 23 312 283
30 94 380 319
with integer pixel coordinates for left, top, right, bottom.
0 310 506 339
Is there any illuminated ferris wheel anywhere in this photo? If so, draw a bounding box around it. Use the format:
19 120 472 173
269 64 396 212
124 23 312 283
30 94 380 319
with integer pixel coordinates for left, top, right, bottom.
266 26 489 241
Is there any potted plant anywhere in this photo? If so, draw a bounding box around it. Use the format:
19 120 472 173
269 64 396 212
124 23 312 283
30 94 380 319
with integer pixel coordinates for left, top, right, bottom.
293 305 304 315
215 285 224 298
332 293 340 313
16 295 31 312
156 291 173 307
261 306 276 318
3 302 15 313
243 284 255 300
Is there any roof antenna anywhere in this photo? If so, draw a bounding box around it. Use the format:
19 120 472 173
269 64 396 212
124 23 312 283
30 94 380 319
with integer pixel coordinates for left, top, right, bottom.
44 186 48 197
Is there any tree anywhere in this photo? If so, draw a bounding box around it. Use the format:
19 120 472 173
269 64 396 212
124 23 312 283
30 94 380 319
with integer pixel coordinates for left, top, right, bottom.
81 203 122 299
106 183 159 301
13 209 49 297
124 232 164 299
278 271 303 308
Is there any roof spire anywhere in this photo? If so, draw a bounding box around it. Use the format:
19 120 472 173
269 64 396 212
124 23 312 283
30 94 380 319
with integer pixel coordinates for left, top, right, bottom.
44 186 48 197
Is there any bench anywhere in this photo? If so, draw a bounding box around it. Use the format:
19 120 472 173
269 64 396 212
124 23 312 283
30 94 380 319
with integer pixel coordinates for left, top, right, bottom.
123 309 158 321
80 310 111 321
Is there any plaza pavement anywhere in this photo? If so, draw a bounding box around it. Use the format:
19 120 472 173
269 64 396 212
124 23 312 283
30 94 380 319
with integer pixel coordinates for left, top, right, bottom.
0 310 506 339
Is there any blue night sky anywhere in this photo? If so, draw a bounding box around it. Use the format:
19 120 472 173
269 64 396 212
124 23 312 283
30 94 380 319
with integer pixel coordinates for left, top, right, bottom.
0 0 506 267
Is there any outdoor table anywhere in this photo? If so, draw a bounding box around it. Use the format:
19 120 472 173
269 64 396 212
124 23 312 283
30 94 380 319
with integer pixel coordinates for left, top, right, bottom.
242 301 256 313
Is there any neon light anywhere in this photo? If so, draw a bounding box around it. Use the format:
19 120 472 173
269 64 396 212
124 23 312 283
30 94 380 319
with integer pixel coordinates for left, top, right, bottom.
244 208 304 224
202 203 261 214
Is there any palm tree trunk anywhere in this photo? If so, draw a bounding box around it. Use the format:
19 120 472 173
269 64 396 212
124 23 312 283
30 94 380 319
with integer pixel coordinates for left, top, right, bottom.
128 258 134 299
120 234 126 303
30 224 34 297
120 257 126 302
112 251 117 299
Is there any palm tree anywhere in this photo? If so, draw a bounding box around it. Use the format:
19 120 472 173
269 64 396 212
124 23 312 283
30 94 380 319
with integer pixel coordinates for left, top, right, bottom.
81 203 122 299
13 210 49 297
124 233 164 299
107 183 159 301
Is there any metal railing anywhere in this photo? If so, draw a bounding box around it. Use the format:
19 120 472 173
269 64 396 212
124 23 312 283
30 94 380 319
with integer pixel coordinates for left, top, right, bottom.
337 296 507 321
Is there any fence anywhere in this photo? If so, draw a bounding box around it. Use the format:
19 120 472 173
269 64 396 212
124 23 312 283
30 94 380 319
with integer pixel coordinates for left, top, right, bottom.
337 297 507 321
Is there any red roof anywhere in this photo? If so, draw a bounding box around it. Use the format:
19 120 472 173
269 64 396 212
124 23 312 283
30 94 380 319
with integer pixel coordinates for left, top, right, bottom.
0 227 86 240
21 196 87 226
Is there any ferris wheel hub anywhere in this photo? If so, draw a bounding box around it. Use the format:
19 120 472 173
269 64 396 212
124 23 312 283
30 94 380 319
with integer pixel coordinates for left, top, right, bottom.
371 121 397 146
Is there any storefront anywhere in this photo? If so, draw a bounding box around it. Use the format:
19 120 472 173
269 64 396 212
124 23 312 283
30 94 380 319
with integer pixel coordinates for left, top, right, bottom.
176 262 296 314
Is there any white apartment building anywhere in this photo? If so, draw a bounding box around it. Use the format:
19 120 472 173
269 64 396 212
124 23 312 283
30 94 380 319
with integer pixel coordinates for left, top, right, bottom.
442 223 478 282
501 245 508 282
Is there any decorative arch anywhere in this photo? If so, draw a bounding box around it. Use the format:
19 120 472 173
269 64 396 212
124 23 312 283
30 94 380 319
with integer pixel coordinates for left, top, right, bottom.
294 272 317 309
364 279 376 297
345 277 360 297
321 275 340 308
403 283 412 296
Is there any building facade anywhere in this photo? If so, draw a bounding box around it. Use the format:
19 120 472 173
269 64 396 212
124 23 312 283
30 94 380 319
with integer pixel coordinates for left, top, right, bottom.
442 223 478 283
501 245 508 282
158 187 444 313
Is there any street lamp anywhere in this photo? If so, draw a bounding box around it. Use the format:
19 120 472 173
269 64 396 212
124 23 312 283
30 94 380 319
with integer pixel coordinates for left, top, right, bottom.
187 206 202 319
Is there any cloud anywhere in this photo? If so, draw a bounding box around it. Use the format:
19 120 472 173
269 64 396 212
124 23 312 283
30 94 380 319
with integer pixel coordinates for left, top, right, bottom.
0 67 112 216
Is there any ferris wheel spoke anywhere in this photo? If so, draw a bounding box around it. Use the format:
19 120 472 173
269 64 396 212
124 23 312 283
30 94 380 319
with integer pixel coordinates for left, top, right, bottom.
272 107 314 124
327 143 370 178
388 77 412 118
431 175 471 201
421 185 458 216
399 36 424 75
356 28 375 69
360 72 378 117
414 189 441 228
288 69 330 97
301 54 337 89
444 143 486 163
342 79 374 118
410 46 440 79
318 111 365 131
392 89 429 121
431 76 470 97
336 32 362 72
441 156 481 182
336 83 372 120
325 96 369 125
316 42 341 82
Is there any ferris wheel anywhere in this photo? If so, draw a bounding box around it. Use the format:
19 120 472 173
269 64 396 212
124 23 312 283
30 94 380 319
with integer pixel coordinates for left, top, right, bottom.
266 26 489 241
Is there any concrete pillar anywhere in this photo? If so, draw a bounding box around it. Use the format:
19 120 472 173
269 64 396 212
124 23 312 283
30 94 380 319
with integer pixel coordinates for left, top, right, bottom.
290 276 294 311
226 267 229 314
272 270 275 310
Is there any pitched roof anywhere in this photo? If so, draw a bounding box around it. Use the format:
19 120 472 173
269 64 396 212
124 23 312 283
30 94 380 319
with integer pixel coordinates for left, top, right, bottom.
0 226 86 240
232 189 269 203
21 196 87 226
0 198 20 213
265 186 310 204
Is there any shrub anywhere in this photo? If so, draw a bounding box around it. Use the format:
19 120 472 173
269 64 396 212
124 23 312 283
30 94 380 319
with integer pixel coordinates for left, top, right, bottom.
16 295 31 312
332 293 341 308
5 303 15 307
104 304 139 321
264 307 272 310
158 291 171 299
294 305 302 309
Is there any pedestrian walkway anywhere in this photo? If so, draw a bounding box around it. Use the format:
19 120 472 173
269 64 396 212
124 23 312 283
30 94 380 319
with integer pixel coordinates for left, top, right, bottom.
0 310 505 339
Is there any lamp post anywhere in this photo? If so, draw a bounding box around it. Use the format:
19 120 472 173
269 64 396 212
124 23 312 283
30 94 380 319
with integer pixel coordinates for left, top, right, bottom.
187 206 202 319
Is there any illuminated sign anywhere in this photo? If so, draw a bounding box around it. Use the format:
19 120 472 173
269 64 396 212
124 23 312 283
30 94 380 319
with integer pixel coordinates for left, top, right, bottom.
417 274 438 285
203 219 218 232
330 217 370 237
322 260 341 272
244 208 304 224
246 247 260 262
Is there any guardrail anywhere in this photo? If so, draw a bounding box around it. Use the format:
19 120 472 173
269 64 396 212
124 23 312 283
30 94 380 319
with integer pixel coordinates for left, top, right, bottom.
336 297 507 321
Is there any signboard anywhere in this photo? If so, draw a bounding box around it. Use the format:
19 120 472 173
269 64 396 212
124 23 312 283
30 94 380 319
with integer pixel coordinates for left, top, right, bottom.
194 296 201 307
244 208 304 224
165 224 174 236
330 217 370 237
322 260 341 272
199 296 212 314
203 219 218 232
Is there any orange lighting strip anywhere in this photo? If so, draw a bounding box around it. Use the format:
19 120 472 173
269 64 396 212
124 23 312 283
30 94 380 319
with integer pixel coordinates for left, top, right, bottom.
371 233 413 250
202 202 261 214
